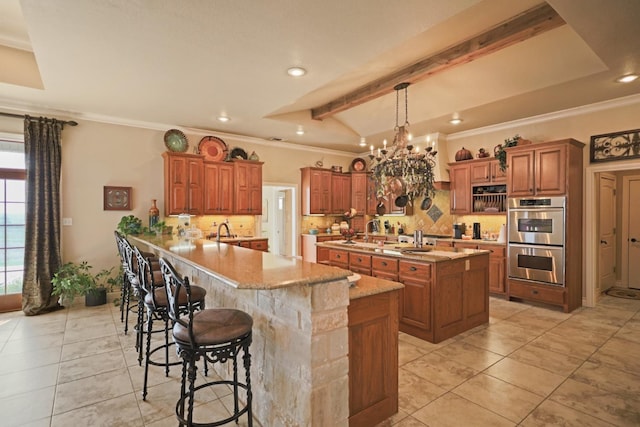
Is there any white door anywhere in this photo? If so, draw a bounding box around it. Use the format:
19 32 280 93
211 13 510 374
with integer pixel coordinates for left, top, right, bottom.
276 191 286 256
627 177 640 289
598 173 616 292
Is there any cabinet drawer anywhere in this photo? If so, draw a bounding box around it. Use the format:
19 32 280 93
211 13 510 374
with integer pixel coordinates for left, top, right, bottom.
435 240 453 247
399 261 431 280
329 249 349 266
239 241 251 248
477 244 505 257
349 253 372 268
251 240 267 251
372 256 398 274
454 242 478 250
509 281 565 305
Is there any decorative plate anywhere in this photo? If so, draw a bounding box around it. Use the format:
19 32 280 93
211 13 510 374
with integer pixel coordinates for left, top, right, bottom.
164 129 189 152
350 157 367 172
229 147 248 160
198 136 228 161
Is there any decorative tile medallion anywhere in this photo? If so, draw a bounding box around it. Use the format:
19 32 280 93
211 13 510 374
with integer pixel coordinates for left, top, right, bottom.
427 204 443 222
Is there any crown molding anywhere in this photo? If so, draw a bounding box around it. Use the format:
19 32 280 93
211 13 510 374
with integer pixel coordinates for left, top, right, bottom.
447 93 640 141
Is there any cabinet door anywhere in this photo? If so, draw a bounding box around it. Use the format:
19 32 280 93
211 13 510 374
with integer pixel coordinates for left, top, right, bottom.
186 158 203 214
490 160 507 183
507 150 535 197
470 162 491 184
535 145 566 195
303 168 332 214
250 239 268 252
203 162 233 215
351 172 368 215
449 164 471 214
164 153 203 215
331 173 351 214
366 174 380 215
329 249 349 269
234 161 262 214
477 244 506 294
398 261 432 332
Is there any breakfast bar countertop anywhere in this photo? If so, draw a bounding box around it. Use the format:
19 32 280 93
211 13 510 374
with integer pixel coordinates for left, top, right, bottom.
129 234 349 290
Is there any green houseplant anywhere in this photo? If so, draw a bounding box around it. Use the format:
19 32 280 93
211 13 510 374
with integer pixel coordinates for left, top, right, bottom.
117 215 143 236
52 261 118 306
495 134 521 172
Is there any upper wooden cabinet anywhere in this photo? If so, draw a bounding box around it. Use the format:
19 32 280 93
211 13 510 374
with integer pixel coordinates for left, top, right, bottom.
234 160 263 214
470 159 506 184
506 139 582 197
164 153 263 216
163 152 204 215
301 167 332 215
351 172 368 215
449 163 471 214
331 172 352 214
203 161 234 215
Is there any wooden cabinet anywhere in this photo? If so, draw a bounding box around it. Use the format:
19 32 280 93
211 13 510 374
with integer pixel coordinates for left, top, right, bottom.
226 238 268 252
507 142 567 197
163 152 204 215
366 174 380 215
331 173 352 214
328 248 349 269
301 167 332 215
234 160 263 214
452 242 506 296
351 172 368 215
371 256 398 281
303 234 343 263
398 261 432 339
203 161 234 215
348 290 399 427
470 159 506 184
349 252 372 276
449 163 471 214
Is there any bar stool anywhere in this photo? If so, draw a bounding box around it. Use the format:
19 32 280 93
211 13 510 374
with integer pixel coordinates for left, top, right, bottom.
134 247 207 401
159 257 253 427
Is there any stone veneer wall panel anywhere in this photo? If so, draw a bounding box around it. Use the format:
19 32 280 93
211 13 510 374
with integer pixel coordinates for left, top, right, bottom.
155 250 350 426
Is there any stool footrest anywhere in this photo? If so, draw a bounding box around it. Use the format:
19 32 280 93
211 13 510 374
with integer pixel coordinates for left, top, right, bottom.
176 380 250 427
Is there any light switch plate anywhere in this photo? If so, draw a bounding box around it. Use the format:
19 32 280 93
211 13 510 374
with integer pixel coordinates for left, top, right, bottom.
62 218 72 226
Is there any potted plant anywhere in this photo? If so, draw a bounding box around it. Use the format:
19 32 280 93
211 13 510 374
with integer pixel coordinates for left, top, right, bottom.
494 134 521 172
117 215 143 236
52 261 118 307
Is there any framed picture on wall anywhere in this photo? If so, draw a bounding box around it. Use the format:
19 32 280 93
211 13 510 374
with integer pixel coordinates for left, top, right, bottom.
104 186 132 210
590 128 640 163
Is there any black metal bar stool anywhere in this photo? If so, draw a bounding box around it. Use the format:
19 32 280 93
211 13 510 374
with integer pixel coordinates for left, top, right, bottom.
159 257 253 427
134 247 208 400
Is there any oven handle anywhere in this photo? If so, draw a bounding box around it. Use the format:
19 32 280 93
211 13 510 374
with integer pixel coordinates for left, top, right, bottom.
508 242 564 250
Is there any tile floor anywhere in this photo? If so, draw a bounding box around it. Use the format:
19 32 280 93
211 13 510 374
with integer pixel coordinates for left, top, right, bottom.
0 295 639 426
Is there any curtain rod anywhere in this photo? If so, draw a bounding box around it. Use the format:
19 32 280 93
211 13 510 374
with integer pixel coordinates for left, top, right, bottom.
0 111 78 127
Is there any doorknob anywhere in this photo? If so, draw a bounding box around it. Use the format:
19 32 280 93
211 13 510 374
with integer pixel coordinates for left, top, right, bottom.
632 238 638 243
600 240 607 244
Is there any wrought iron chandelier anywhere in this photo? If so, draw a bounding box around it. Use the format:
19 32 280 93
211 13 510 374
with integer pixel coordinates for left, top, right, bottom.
368 82 437 206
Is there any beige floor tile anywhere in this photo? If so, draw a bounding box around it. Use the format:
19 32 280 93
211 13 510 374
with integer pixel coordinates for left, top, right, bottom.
588 336 640 374
509 343 585 376
8 319 67 340
550 378 640 426
402 352 478 391
502 306 569 331
614 318 640 344
388 415 428 426
571 360 640 396
128 361 183 393
18 418 52 427
488 321 543 342
0 331 64 355
54 367 134 414
0 345 62 375
555 315 621 338
398 340 427 366
486 299 530 320
61 334 122 361
412 392 515 427
461 328 529 356
534 328 609 359
63 319 118 344
58 348 127 384
397 367 447 413
0 386 55 427
485 357 566 396
51 393 144 427
433 340 503 371
374 408 410 426
398 332 445 352
520 399 616 427
0 363 59 399
452 374 543 423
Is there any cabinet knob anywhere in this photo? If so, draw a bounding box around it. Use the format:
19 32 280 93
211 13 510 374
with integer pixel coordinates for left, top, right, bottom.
357 257 362 262
381 261 387 266
532 289 539 295
410 266 417 271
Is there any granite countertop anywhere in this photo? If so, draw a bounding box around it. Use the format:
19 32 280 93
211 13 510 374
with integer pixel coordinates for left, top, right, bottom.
129 234 349 290
349 274 403 300
204 235 267 242
439 238 506 246
317 241 489 262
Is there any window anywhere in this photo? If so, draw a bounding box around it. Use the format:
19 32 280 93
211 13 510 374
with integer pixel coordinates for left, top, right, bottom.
0 140 25 297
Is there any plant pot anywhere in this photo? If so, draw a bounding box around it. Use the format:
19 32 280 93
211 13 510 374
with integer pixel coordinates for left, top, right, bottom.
85 288 107 306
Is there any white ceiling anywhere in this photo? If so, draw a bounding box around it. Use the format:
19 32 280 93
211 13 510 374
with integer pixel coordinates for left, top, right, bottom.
0 0 639 152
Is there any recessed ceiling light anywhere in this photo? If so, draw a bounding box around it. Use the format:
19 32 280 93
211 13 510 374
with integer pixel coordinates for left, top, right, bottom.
616 74 638 83
217 116 230 122
296 127 305 135
359 137 367 147
449 118 463 125
287 67 307 77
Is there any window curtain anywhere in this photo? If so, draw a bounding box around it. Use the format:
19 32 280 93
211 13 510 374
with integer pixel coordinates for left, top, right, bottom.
21 116 64 315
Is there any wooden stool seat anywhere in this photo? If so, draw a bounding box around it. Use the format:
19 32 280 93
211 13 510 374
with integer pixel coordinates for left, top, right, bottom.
173 309 252 346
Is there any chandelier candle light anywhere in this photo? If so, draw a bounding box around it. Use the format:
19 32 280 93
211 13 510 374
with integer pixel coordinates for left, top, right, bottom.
369 82 437 206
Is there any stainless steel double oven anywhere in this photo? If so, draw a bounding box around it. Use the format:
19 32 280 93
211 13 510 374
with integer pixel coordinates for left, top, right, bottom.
507 196 565 286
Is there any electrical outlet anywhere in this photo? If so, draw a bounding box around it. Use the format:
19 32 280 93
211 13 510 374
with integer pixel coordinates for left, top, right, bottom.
62 218 72 226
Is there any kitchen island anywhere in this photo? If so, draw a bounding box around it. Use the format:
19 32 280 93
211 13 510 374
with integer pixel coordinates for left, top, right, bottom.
317 240 490 343
129 234 402 427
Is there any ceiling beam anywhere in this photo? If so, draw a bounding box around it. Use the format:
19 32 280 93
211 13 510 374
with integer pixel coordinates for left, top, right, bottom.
311 3 565 121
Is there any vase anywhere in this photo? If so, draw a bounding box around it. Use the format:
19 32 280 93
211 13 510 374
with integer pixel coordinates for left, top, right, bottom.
149 199 159 228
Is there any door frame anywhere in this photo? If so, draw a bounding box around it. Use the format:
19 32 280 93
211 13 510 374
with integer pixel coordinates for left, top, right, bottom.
596 172 616 295
621 174 640 288
586 159 640 307
260 182 298 257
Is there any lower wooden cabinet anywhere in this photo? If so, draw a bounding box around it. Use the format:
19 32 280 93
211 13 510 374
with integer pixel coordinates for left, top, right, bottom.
349 252 372 276
227 238 268 252
348 290 399 427
398 261 432 339
371 256 398 281
453 242 506 296
329 249 349 269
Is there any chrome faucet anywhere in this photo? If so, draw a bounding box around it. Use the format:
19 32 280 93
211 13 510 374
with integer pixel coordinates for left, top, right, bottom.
364 219 379 243
216 222 232 242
